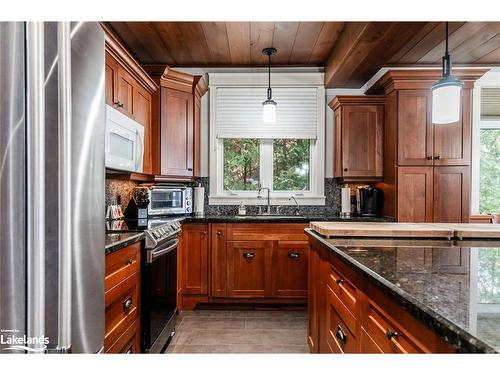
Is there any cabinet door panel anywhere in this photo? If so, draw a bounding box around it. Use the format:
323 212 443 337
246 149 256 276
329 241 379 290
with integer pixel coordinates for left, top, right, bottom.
342 105 383 178
181 224 208 295
433 166 470 223
116 67 135 117
133 86 152 174
272 241 308 298
227 241 272 298
105 52 119 106
398 90 433 166
160 88 194 177
397 166 433 222
433 89 471 166
211 224 227 297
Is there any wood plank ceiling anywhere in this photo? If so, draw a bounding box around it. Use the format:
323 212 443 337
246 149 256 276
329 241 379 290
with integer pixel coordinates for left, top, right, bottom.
106 21 500 88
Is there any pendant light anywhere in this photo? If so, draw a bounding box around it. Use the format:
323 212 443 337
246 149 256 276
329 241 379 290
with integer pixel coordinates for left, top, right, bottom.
262 47 277 123
431 22 464 124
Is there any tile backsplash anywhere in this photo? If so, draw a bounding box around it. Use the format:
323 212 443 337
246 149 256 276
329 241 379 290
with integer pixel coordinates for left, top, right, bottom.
193 177 344 216
105 176 365 217
105 178 139 211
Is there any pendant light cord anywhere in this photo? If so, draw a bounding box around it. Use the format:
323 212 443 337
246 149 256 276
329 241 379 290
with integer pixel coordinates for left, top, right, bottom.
267 52 272 100
445 21 449 56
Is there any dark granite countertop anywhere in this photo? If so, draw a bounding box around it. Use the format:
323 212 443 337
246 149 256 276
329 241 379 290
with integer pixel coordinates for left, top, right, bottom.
306 229 500 353
176 214 395 223
105 232 144 255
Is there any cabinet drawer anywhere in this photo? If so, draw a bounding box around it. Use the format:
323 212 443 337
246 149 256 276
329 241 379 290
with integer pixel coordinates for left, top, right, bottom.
227 224 308 241
106 318 140 354
105 242 140 292
326 286 357 354
327 265 357 318
105 272 140 350
364 299 428 354
360 327 383 353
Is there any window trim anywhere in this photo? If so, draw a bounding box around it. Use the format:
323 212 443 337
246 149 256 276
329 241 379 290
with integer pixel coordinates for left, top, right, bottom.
208 72 325 205
471 69 500 214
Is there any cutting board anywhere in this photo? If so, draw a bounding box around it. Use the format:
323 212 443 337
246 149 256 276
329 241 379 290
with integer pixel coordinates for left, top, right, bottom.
309 222 454 238
431 223 500 239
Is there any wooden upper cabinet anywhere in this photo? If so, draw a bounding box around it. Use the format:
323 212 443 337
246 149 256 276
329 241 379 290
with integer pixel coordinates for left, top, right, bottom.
330 96 385 182
433 166 470 223
181 224 208 295
397 166 434 223
397 90 433 166
160 88 194 177
103 25 158 175
157 67 208 179
105 52 119 106
133 86 152 173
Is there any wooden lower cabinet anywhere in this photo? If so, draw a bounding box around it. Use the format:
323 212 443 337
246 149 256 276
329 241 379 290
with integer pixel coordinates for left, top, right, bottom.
104 242 141 353
106 318 141 354
272 241 309 298
308 238 455 354
210 224 227 297
179 223 309 310
227 241 273 298
180 224 208 295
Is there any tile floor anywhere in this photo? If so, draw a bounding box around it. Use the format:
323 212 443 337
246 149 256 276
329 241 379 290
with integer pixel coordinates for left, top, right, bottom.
167 309 310 354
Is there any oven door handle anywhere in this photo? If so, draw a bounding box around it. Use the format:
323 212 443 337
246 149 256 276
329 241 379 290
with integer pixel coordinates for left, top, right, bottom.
147 238 179 264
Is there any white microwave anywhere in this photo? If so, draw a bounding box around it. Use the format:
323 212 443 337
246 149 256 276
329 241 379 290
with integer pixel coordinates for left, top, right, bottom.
105 105 144 173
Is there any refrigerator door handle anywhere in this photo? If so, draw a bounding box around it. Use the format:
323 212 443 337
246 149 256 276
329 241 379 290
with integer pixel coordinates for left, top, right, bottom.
57 21 73 353
26 21 46 352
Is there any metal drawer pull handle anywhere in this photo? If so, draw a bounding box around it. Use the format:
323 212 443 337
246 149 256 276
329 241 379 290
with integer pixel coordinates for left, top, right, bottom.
217 231 222 237
386 329 399 340
288 252 300 258
123 297 133 311
336 278 345 285
243 252 255 259
336 325 347 343
113 101 124 108
126 258 134 265
434 155 440 160
427 156 434 160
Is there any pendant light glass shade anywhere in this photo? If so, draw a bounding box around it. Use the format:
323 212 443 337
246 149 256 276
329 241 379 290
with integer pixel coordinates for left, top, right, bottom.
431 22 463 125
262 47 277 123
262 98 277 123
432 77 463 124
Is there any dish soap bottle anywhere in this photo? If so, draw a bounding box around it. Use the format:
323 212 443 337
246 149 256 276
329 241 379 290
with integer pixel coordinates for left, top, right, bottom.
238 201 247 216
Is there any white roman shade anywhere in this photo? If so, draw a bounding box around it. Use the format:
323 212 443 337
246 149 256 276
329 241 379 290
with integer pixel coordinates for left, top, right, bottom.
481 87 500 120
215 87 318 139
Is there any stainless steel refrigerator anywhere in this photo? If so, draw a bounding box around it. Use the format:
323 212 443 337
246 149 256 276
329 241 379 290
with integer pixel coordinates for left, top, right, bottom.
0 22 105 353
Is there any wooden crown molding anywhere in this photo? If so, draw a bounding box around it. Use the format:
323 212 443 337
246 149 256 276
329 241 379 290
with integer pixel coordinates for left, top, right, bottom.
329 95 386 111
160 66 195 93
366 68 490 95
193 75 208 98
100 22 158 93
156 66 208 98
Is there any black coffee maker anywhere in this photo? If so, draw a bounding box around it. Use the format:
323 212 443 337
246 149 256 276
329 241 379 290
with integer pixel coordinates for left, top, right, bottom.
357 186 383 217
124 187 150 219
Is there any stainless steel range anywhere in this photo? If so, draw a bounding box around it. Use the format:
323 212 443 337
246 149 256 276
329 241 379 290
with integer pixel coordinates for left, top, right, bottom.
141 219 181 353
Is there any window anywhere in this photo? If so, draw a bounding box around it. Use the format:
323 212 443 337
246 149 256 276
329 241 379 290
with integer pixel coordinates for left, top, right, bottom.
472 72 500 215
209 72 325 205
479 127 500 214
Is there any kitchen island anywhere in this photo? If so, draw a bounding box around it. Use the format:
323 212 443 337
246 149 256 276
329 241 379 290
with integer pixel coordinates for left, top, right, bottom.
306 226 500 353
